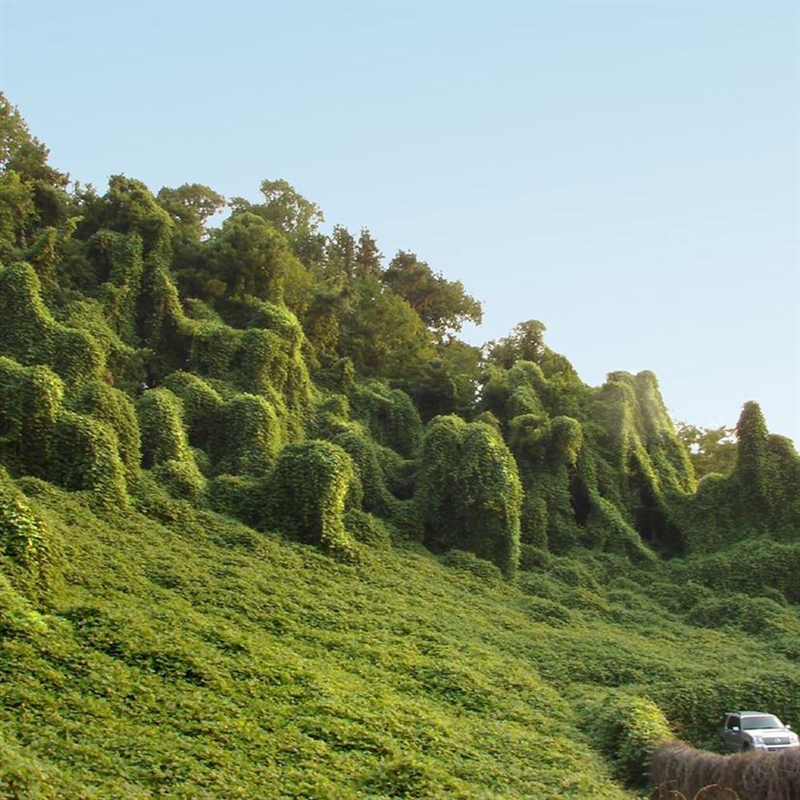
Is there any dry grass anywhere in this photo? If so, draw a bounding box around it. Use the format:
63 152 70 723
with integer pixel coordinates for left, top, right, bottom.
651 741 800 800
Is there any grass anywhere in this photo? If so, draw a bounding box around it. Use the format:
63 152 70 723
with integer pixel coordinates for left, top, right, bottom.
1 479 799 798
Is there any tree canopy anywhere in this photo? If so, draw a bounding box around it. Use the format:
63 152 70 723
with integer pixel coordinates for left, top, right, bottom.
0 93 798 581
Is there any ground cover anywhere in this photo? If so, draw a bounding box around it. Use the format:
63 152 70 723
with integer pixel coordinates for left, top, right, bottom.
2 481 798 799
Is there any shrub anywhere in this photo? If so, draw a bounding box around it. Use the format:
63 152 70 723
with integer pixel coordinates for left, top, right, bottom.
416 415 522 578
205 474 267 529
136 387 204 499
0 262 104 387
349 380 423 459
344 508 393 549
267 440 359 561
51 410 129 507
87 229 145 345
0 357 63 478
160 370 223 449
208 393 282 477
441 548 503 583
575 690 673 788
0 481 54 602
70 379 141 485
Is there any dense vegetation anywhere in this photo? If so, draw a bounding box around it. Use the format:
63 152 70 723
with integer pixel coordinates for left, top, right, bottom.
1 93 798 799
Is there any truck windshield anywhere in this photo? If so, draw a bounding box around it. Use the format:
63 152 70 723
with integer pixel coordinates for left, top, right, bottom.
742 715 781 730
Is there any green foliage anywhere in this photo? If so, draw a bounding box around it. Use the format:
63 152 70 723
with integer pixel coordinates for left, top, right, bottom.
310 393 412 526
416 415 522 578
485 319 548 369
0 93 70 273
204 473 266 530
678 402 800 554
343 508 394 550
209 393 282 477
510 412 586 552
86 229 145 345
70 380 141 484
52 409 129 507
3 473 800 799
136 388 188 469
349 380 423 459
267 441 359 561
398 338 484 422
675 421 737 479
136 388 204 500
203 211 310 307
156 182 225 254
441 548 504 583
0 356 63 478
672 537 800 604
160 370 223 448
4 97 800 800
382 250 483 338
575 690 673 789
60 296 145 393
685 591 800 655
329 427 393 514
0 477 54 602
0 262 104 386
82 175 173 257
336 273 438 380
0 358 127 506
0 169 37 258
581 371 694 556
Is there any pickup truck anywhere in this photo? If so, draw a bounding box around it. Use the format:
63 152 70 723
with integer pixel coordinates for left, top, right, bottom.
719 710 800 753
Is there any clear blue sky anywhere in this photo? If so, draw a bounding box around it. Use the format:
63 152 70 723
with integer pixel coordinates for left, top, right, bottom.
2 0 798 446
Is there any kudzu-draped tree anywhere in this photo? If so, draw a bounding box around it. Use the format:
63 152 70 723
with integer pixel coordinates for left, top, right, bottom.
416 415 522 578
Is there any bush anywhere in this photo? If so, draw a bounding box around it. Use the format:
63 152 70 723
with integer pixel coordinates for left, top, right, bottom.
0 262 104 387
441 548 503 583
205 473 266 529
267 440 359 561
574 690 673 788
0 480 56 603
51 410 128 507
70 379 141 485
208 393 282 477
416 415 522 578
349 380 423 459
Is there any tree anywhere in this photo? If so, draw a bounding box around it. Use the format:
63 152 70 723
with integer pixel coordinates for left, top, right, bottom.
396 338 483 422
336 273 436 379
355 228 383 276
0 92 67 189
157 183 225 246
257 178 323 235
382 250 482 339
231 179 326 269
675 421 737 479
484 319 547 368
204 212 311 310
80 175 173 256
322 224 357 280
0 93 72 256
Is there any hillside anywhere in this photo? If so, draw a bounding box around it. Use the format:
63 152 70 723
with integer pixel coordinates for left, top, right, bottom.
3 479 799 799
1 93 799 799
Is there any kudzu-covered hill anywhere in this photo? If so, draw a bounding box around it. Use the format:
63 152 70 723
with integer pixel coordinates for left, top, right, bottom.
1 93 797 583
1 93 800 798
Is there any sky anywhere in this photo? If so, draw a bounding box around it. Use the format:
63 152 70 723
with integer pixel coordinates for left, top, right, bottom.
1 0 798 446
